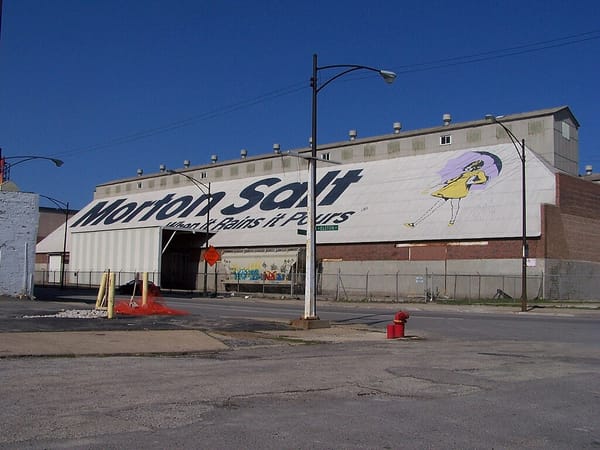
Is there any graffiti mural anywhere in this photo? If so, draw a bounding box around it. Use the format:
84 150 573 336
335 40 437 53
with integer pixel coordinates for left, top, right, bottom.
222 253 297 283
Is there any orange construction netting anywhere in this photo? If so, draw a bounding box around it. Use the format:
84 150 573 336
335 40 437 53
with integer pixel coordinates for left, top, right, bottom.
115 295 189 316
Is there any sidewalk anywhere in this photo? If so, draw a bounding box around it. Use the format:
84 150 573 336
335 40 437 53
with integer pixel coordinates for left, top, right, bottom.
0 330 229 357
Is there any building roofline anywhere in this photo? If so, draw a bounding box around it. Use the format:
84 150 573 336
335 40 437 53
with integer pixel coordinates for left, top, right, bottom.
98 105 579 188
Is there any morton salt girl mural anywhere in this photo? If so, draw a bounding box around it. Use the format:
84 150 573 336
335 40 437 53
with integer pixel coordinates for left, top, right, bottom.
405 151 503 227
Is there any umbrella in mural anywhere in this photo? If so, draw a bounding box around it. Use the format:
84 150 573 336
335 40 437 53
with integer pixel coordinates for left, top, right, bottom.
405 150 503 227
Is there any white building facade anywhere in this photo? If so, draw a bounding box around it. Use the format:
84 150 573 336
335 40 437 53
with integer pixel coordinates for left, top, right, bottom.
39 106 600 300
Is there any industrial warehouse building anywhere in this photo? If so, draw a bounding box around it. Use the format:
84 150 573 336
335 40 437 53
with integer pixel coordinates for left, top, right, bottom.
37 106 600 300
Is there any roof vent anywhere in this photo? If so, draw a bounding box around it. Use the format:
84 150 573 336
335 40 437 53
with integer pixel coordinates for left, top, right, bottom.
183 159 190 168
159 164 166 173
393 122 402 134
137 168 143 176
349 129 357 141
210 155 218 164
273 143 281 154
240 149 247 159
585 165 593 175
443 113 452 126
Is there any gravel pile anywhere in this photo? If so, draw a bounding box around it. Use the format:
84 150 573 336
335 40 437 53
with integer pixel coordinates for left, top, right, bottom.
22 309 108 319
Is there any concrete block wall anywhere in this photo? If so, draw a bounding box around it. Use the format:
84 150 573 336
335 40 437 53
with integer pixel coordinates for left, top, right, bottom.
0 192 39 298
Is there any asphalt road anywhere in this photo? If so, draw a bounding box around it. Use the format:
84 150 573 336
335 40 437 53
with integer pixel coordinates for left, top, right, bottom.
1 290 599 449
163 295 600 346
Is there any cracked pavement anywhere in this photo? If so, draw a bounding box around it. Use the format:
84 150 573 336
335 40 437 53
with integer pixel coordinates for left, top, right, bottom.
1 294 599 448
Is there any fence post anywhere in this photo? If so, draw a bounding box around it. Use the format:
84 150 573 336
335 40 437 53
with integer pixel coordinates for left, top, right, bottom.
453 274 457 299
541 270 545 300
365 271 369 300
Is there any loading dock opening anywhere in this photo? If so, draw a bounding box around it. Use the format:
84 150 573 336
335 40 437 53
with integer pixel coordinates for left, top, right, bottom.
160 228 211 291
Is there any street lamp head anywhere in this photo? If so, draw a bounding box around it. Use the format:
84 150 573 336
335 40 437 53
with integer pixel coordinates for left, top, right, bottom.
484 114 506 123
379 70 397 84
4 155 64 168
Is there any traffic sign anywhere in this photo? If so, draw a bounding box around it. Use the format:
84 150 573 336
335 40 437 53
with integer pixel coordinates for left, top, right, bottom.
297 229 307 235
203 245 221 266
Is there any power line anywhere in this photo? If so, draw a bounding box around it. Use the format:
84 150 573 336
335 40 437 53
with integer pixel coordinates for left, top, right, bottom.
393 30 600 75
53 82 307 159
53 29 600 160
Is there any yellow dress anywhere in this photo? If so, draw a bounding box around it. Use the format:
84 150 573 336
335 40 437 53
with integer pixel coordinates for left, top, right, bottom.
431 169 487 200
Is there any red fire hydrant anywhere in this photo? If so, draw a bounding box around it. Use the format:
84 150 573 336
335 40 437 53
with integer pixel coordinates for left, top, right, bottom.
387 311 410 339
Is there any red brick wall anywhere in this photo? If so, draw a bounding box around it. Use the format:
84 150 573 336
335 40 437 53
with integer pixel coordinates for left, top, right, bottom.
318 238 536 262
542 204 568 259
556 173 600 219
542 174 600 263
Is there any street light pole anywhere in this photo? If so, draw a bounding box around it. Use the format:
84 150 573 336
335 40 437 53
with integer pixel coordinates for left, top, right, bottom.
0 151 64 182
485 115 528 312
305 54 396 320
39 195 69 290
305 54 319 319
166 169 212 296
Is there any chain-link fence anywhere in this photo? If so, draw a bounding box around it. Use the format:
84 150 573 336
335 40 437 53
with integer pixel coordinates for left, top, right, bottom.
35 270 160 290
320 270 544 302
34 268 600 301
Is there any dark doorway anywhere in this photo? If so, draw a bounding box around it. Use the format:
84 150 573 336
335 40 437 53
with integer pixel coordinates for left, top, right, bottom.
160 229 207 290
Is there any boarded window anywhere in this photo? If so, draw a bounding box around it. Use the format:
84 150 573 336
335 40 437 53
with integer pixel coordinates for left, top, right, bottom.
467 129 481 143
342 148 354 160
412 138 425 151
364 144 376 158
528 120 543 135
387 141 401 154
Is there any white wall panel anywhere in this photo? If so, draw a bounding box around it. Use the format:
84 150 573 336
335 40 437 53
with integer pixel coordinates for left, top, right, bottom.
71 227 160 273
58 143 556 251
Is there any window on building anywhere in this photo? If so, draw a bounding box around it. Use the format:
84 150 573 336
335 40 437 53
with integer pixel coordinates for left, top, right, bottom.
440 135 452 145
562 122 571 140
321 152 330 161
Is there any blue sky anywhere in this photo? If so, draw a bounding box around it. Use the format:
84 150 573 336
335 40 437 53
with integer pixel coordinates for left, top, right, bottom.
1 0 599 209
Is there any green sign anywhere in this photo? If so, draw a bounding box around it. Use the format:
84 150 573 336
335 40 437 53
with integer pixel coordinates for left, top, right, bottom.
298 226 338 235
316 225 339 231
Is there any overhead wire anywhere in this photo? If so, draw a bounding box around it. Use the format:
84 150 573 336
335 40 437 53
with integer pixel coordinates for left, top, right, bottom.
52 29 600 160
